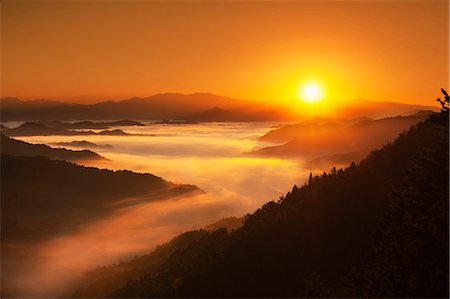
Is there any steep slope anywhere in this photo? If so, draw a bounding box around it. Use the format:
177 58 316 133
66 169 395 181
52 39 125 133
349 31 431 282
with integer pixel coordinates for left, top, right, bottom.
0 134 104 162
71 112 448 298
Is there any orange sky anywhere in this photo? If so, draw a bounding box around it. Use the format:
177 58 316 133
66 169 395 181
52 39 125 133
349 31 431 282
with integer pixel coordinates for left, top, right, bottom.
1 1 448 104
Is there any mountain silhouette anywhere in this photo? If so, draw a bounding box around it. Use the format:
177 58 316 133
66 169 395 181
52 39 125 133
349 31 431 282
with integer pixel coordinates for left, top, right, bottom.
204 216 244 233
0 94 437 122
1 154 201 244
0 93 253 121
39 119 145 130
71 110 448 298
187 107 235 122
336 98 438 119
253 111 433 157
3 122 130 137
51 140 112 149
0 134 105 162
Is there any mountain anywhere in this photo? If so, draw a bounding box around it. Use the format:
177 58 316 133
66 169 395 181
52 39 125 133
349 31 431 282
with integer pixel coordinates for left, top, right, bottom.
253 111 433 157
3 122 73 136
51 140 112 149
97 129 128 136
204 216 244 233
3 122 130 137
39 119 146 130
0 93 257 121
304 149 370 169
0 97 73 109
187 107 235 122
70 111 448 298
0 94 437 122
0 135 105 162
1 155 201 243
334 98 438 119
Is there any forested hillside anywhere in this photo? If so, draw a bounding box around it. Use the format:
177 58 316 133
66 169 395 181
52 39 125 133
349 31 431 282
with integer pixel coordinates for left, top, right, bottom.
72 110 448 297
1 155 200 243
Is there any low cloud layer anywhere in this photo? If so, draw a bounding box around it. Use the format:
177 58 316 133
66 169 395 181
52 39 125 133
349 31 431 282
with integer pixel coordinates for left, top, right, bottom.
8 122 311 297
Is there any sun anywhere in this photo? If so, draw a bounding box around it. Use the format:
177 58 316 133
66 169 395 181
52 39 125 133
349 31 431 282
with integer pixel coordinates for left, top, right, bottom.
298 82 324 103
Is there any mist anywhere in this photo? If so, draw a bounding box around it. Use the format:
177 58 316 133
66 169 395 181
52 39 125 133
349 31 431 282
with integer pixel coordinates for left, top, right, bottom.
7 122 311 297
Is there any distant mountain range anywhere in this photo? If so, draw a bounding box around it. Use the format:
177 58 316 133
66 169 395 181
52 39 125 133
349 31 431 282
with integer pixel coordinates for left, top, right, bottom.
0 93 437 122
252 111 434 166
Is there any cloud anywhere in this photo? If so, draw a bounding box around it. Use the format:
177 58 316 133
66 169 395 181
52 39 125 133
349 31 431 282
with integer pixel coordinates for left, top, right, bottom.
6 122 312 297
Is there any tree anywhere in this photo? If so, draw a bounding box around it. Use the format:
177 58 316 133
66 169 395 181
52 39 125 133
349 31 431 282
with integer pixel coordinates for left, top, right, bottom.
436 88 449 112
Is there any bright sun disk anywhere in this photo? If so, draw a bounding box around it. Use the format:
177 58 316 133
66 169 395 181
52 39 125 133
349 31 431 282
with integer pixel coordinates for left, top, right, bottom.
298 82 324 103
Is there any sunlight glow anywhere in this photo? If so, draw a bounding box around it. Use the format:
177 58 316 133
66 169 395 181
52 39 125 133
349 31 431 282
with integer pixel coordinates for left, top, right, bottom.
298 82 324 103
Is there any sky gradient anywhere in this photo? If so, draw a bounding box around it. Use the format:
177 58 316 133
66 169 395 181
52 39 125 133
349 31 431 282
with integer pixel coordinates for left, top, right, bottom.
1 1 449 104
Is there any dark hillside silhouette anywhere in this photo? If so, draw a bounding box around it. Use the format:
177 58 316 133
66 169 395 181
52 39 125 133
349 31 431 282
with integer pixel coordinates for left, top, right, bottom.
71 99 448 298
0 134 105 161
204 216 244 233
1 155 201 243
3 122 130 137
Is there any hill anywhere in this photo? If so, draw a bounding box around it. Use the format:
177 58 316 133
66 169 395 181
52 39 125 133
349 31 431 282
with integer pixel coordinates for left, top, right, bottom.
1 155 201 244
3 122 130 137
253 111 432 157
204 216 244 233
39 119 145 130
71 111 448 298
335 98 437 119
0 134 105 162
51 140 112 149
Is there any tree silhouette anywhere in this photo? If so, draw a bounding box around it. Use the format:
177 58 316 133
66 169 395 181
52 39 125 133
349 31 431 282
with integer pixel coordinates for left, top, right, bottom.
436 88 449 111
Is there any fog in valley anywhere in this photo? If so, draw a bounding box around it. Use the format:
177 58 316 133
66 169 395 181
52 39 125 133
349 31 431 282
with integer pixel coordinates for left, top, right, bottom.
6 122 311 297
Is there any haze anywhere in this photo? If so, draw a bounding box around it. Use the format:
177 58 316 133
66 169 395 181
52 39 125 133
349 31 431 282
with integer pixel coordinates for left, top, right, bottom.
7 122 307 297
2 1 448 104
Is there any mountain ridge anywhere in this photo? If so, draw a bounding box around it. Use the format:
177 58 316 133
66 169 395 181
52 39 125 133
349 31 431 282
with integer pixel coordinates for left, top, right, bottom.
0 94 437 121
0 134 105 162
252 111 433 159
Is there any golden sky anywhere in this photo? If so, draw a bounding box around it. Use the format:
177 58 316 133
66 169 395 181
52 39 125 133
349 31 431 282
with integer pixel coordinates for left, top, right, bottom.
1 1 448 104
